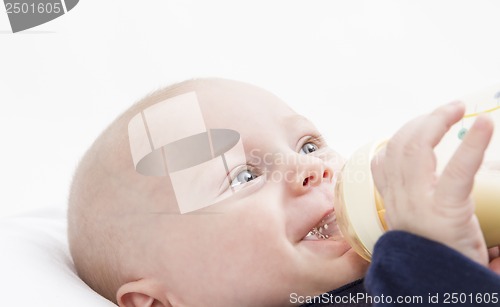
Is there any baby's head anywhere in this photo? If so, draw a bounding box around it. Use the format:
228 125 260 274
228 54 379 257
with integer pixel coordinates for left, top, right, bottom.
68 78 368 306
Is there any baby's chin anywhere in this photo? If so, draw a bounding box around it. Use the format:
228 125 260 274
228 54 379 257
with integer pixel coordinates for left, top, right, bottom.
295 242 368 288
342 247 370 276
292 256 367 303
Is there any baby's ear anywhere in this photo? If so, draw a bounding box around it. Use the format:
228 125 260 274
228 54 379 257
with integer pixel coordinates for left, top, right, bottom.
117 279 172 307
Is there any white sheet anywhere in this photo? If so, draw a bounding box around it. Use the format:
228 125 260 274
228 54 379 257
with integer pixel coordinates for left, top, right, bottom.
0 208 116 306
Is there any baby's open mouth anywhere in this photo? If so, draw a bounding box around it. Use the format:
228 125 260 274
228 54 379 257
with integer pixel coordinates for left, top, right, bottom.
302 212 338 240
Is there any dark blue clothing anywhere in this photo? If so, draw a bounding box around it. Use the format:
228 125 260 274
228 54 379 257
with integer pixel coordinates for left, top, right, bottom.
304 231 500 306
300 279 370 307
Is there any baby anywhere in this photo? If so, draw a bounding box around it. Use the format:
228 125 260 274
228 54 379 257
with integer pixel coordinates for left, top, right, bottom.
68 78 500 306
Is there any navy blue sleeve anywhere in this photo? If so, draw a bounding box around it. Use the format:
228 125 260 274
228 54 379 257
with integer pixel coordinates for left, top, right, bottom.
365 231 500 306
300 279 371 307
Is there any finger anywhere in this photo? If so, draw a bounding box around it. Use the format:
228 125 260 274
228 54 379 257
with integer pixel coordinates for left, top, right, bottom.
377 102 466 212
392 101 465 194
384 102 464 157
419 101 466 148
436 114 494 204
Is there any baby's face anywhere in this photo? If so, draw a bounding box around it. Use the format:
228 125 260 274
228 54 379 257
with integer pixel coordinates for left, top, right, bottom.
133 81 368 306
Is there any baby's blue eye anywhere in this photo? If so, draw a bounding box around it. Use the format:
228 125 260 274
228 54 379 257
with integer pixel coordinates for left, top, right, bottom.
230 169 257 188
299 142 318 155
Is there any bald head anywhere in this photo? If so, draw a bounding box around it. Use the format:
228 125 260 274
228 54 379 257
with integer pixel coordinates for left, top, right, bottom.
67 78 287 303
68 79 215 301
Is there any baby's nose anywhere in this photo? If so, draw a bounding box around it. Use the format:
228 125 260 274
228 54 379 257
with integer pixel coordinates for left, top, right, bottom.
301 168 332 187
289 157 333 195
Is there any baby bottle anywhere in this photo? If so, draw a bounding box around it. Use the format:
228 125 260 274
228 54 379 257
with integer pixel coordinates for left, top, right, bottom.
334 84 500 261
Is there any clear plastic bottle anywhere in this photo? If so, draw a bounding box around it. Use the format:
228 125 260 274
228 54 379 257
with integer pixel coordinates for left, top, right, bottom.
334 84 500 261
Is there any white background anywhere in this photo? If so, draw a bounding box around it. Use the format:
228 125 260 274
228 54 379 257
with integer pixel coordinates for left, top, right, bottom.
1 0 499 217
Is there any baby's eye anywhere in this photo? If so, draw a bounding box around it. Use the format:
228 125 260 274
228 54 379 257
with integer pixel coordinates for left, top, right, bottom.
299 142 319 155
230 168 258 188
